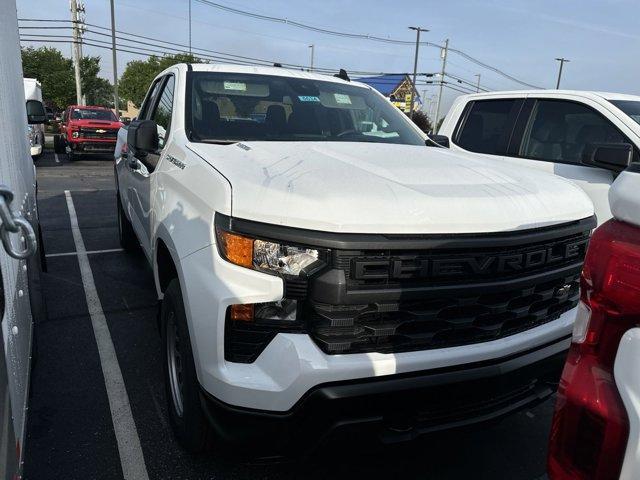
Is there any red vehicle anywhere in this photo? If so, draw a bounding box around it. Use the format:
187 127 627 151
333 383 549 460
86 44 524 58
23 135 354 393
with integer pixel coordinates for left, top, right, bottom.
54 105 122 159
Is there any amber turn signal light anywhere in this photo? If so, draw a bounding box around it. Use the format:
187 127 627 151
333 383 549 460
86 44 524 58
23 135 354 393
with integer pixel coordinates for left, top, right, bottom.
230 304 254 321
217 228 253 268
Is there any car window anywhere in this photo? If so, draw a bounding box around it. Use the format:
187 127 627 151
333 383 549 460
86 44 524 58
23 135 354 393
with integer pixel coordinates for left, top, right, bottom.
139 79 164 120
455 100 519 154
70 109 117 121
149 75 175 149
609 100 640 126
187 72 425 145
520 100 627 164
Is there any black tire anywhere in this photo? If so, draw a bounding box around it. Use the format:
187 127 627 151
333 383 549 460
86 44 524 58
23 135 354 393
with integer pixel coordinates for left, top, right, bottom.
53 134 65 154
161 279 212 453
116 190 138 251
67 149 75 161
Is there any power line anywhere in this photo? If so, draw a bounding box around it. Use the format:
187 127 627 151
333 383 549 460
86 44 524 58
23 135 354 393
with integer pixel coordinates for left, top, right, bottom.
19 22 390 76
190 1 542 89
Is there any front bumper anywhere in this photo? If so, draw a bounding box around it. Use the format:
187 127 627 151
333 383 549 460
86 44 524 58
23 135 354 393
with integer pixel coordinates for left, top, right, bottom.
68 138 116 153
200 337 568 455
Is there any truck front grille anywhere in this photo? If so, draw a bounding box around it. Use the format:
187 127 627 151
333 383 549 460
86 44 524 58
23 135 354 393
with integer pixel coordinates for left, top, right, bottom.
307 273 580 354
306 226 590 355
79 127 118 139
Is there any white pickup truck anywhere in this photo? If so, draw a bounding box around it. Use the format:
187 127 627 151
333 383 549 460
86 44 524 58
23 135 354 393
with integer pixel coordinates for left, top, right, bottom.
115 63 595 456
437 90 640 225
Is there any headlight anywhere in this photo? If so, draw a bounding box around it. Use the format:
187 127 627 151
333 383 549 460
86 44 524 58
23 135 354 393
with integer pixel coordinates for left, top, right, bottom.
72 131 79 138
216 226 325 326
216 228 320 277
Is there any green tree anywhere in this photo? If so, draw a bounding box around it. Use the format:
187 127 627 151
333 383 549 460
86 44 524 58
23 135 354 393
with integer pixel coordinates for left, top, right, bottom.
119 53 200 106
21 46 75 109
21 47 114 109
81 56 113 105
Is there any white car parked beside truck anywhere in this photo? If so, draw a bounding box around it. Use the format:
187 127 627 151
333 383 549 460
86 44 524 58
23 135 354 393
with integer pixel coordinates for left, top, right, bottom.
438 90 640 225
115 63 596 456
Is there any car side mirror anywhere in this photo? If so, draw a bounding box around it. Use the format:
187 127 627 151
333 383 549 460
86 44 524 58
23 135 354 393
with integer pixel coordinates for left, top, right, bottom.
127 119 158 156
26 100 47 124
583 143 633 172
426 134 450 148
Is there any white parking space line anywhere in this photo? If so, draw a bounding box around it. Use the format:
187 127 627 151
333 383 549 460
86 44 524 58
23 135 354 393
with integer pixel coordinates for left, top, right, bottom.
54 152 60 163
46 248 124 258
64 190 149 480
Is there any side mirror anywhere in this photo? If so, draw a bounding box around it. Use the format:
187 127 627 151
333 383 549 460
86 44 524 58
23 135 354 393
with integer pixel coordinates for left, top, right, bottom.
26 100 47 124
583 143 633 172
127 119 158 156
426 134 450 148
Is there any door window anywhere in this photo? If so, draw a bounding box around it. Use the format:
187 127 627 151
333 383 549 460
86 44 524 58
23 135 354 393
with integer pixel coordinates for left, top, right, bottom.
139 79 164 120
455 100 519 154
520 100 627 164
149 75 175 149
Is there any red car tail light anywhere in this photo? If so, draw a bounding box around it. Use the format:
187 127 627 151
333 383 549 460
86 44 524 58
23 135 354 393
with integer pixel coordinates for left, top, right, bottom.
548 219 640 480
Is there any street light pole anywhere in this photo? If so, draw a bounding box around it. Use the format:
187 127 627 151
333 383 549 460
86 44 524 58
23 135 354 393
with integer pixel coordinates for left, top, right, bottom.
555 57 570 89
188 0 192 54
408 26 429 116
309 44 314 71
474 73 481 92
434 38 449 129
110 0 119 116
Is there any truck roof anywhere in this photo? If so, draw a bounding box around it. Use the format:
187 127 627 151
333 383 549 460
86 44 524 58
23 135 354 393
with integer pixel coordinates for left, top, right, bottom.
452 89 640 103
170 63 371 90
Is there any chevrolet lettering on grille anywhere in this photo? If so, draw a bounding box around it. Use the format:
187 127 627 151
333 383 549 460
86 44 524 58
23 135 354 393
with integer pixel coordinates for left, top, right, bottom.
351 238 589 280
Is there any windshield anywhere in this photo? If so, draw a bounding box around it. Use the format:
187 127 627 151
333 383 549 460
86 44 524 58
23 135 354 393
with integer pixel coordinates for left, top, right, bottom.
609 100 640 126
71 108 117 121
186 72 425 145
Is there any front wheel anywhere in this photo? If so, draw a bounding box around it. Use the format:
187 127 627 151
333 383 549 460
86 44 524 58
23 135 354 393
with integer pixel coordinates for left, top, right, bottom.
161 279 212 453
53 134 65 154
116 190 138 251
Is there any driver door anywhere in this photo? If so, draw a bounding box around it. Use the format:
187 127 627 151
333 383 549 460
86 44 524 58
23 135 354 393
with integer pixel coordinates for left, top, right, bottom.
126 74 175 258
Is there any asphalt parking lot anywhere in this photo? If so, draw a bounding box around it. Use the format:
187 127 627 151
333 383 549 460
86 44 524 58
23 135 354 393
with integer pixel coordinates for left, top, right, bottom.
24 149 552 480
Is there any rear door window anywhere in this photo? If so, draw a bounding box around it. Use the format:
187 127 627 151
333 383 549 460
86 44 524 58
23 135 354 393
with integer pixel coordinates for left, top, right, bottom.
520 100 628 164
455 100 520 155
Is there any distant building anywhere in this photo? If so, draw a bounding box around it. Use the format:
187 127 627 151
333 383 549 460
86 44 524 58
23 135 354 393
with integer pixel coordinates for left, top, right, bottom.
355 74 422 112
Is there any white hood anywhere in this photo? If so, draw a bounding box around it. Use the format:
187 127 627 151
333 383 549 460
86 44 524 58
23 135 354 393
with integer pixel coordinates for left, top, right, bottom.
188 141 594 234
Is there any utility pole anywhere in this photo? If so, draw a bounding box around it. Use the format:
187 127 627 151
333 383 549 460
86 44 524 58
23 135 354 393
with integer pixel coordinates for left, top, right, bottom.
70 0 83 105
308 44 315 71
408 26 429 116
188 0 192 54
434 38 449 129
474 73 481 92
110 0 119 115
555 57 570 89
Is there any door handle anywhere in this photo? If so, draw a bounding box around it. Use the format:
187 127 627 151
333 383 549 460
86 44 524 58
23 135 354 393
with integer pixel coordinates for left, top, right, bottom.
0 185 37 259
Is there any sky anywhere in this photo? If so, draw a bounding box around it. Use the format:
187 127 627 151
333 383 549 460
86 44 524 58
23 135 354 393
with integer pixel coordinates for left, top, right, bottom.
15 0 640 115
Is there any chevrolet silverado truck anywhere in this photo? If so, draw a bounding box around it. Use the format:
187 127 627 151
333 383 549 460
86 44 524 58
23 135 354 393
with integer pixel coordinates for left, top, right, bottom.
54 104 122 159
115 63 596 456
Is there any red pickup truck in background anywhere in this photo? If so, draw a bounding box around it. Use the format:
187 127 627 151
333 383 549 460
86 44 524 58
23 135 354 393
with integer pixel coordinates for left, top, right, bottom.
54 105 122 159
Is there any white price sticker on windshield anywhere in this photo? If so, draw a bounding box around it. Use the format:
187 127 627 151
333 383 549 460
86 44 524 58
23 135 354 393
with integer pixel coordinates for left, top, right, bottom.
224 81 247 91
334 93 352 105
